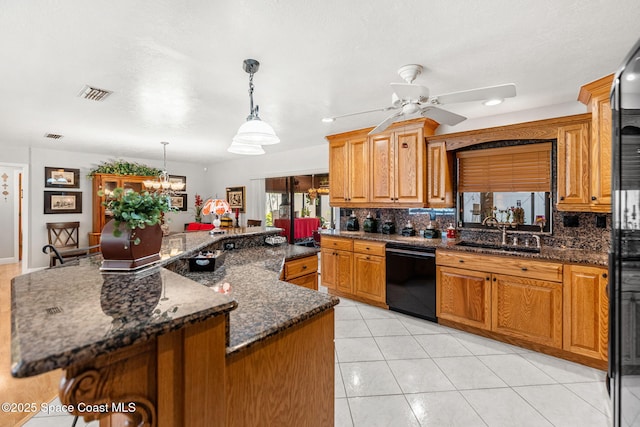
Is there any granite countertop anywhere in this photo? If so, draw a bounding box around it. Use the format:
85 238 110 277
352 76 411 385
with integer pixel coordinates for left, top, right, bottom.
11 229 333 377
322 230 608 266
181 244 334 355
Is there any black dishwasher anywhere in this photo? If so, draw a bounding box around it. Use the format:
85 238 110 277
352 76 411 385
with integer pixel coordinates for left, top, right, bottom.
385 243 437 322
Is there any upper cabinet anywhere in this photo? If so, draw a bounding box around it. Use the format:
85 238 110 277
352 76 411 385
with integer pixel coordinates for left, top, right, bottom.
328 131 369 206
426 141 454 207
558 74 613 212
327 118 441 208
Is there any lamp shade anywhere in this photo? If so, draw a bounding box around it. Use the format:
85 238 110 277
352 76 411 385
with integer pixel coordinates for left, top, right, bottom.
227 140 266 155
202 199 231 216
232 118 280 145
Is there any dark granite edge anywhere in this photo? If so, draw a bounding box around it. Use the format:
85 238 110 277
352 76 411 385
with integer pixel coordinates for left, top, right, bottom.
11 300 238 378
226 297 339 356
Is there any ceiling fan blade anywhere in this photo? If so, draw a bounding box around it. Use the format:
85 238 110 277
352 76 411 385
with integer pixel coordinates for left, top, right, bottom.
434 83 516 105
323 105 398 122
368 111 404 135
420 106 467 126
390 83 429 101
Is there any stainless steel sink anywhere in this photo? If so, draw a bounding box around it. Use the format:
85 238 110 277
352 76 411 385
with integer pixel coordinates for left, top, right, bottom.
455 240 540 253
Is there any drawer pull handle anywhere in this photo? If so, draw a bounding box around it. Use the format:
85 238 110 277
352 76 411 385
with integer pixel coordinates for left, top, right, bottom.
521 267 528 271
302 265 307 270
486 277 490 280
459 259 464 263
366 256 370 260
560 196 565 201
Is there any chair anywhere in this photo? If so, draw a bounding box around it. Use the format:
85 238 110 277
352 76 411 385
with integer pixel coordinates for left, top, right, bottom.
247 219 262 227
45 222 82 267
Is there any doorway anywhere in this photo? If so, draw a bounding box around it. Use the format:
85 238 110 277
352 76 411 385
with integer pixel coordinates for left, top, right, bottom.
265 174 332 244
0 163 28 271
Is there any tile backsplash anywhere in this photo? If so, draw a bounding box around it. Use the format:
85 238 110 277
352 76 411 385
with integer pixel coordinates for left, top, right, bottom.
341 207 611 253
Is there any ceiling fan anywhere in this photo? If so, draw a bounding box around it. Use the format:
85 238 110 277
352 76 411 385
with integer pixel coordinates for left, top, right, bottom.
323 64 516 135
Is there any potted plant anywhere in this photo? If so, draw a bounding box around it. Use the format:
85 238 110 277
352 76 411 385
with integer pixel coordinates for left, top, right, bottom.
99 187 173 270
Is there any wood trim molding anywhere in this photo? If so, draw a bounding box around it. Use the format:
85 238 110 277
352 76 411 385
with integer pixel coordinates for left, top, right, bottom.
426 113 592 151
577 74 615 107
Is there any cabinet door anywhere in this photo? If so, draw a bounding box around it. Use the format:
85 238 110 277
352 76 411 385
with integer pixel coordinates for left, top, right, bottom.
563 265 608 360
394 128 425 204
370 132 395 204
348 136 370 204
320 248 337 290
329 140 348 205
557 123 591 209
590 95 612 211
426 141 453 207
335 250 354 294
287 273 318 291
353 253 385 303
492 274 563 348
437 266 491 330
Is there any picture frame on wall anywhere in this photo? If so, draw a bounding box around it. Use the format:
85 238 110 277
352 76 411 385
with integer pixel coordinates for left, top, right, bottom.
168 175 187 192
170 194 188 211
44 191 82 214
226 186 245 213
44 167 80 188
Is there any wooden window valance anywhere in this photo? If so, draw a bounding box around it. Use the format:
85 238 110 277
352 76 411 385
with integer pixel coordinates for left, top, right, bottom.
457 142 551 193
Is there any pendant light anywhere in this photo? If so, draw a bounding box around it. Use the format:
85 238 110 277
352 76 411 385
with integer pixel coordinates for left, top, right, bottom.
143 142 185 193
228 59 280 154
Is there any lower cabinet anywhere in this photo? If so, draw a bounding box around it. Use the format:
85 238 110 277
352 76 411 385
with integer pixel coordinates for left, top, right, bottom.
321 236 386 306
282 254 319 290
563 265 608 360
436 266 491 330
492 273 563 348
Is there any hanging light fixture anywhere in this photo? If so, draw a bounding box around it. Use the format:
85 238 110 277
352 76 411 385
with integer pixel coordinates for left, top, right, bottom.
228 59 280 154
143 141 185 193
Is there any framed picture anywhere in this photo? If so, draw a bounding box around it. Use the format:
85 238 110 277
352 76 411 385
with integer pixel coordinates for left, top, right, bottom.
44 167 80 188
226 186 245 213
44 191 82 214
168 175 187 192
170 194 188 211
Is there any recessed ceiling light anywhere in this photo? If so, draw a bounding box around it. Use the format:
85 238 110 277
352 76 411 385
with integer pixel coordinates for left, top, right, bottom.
44 133 63 139
483 98 503 106
322 117 335 123
78 85 112 101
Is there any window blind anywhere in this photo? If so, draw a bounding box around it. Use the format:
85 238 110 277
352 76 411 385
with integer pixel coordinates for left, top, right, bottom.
457 143 551 192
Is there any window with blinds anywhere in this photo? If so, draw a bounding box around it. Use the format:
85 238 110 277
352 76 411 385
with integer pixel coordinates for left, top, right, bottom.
457 143 551 193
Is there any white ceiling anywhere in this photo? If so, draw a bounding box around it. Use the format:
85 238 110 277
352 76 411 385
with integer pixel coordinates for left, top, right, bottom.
1 0 639 165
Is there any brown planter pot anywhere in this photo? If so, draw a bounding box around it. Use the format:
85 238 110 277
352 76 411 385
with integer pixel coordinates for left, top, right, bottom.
100 220 163 270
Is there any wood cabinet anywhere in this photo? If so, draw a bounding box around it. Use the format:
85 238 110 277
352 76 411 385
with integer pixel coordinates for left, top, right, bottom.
321 236 386 306
558 74 613 212
327 118 439 208
283 254 319 290
437 266 491 329
437 251 564 348
426 141 454 207
370 124 427 206
492 273 563 348
328 130 369 206
563 265 609 361
89 173 157 246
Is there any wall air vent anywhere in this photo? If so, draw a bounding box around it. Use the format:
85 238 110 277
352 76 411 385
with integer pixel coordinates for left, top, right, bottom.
78 85 112 101
45 133 63 139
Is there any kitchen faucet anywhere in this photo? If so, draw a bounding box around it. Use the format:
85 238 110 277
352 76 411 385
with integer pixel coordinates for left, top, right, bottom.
482 216 510 245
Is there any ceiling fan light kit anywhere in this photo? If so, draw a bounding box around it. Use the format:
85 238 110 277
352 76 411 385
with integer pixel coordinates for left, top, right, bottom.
229 59 280 154
323 64 517 135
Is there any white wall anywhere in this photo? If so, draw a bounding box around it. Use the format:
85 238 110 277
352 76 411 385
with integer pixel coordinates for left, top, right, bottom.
2 146 211 269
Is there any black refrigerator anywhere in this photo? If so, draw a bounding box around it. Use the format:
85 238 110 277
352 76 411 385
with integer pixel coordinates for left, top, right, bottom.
611 37 640 427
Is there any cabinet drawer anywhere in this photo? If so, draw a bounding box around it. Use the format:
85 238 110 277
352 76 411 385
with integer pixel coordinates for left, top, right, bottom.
353 240 386 256
285 255 318 280
436 250 563 282
321 236 354 251
287 272 318 290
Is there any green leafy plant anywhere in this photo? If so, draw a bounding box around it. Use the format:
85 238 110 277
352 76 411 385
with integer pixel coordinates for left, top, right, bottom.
88 159 162 178
102 188 173 244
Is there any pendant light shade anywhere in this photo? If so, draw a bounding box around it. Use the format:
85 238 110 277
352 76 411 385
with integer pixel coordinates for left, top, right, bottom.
232 118 280 145
228 59 279 155
227 140 266 155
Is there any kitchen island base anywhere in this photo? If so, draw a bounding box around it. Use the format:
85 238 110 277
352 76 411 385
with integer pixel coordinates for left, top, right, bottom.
60 310 334 427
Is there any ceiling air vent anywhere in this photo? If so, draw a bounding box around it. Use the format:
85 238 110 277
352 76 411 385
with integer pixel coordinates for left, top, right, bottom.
45 306 63 315
78 85 112 101
45 133 63 139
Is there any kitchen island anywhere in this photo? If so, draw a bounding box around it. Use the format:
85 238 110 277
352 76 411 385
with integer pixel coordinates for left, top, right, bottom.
11 227 338 426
